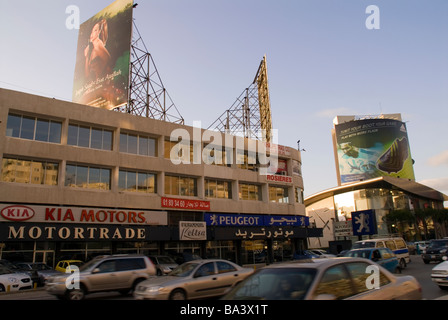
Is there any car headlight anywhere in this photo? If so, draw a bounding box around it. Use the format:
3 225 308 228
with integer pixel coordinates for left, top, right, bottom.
147 286 162 292
440 249 447 254
8 277 18 283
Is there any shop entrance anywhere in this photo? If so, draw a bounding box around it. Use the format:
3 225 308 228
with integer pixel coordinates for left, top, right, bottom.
33 250 55 267
241 239 294 266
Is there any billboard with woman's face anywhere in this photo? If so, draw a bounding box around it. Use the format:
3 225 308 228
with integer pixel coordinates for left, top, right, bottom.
334 118 415 184
72 0 133 110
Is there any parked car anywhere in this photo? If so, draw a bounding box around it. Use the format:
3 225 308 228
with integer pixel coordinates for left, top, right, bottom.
422 239 448 264
133 259 254 300
415 241 430 253
352 237 410 269
309 249 337 258
46 254 156 300
55 260 84 273
344 248 401 273
148 255 178 276
431 257 448 290
293 250 320 260
223 257 422 300
15 262 59 287
0 265 33 292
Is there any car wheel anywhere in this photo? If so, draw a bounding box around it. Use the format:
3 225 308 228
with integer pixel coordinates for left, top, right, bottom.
439 286 448 291
394 266 401 274
0 284 5 293
423 259 430 264
130 278 145 294
399 258 407 269
170 289 187 300
66 286 86 300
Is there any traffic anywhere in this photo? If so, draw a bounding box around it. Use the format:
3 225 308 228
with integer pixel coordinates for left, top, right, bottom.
0 237 448 300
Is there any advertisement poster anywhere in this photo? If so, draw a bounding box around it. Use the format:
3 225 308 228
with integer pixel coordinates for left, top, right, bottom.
72 0 133 109
334 119 415 184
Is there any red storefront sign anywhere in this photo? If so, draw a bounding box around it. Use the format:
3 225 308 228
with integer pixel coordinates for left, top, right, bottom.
161 197 210 211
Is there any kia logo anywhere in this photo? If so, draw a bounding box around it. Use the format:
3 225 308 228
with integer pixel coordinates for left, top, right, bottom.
0 205 35 221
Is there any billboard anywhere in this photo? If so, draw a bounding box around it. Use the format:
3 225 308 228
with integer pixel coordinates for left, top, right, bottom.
72 0 134 110
334 118 415 184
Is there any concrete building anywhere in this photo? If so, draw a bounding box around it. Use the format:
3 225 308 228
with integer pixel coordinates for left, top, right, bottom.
0 88 321 266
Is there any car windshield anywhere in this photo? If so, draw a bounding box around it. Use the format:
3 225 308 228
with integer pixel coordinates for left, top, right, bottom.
78 257 105 272
154 256 176 264
352 242 375 249
169 262 200 277
0 266 14 275
345 250 371 259
225 267 317 300
428 240 448 249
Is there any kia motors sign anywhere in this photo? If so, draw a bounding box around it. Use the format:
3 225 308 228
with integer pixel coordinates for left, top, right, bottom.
0 204 167 225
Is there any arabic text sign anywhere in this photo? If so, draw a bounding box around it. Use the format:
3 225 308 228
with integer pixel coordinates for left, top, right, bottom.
161 197 210 211
204 213 309 227
333 221 353 237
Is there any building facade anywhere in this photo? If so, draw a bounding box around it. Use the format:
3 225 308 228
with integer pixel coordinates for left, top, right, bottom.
0 88 321 266
305 176 448 252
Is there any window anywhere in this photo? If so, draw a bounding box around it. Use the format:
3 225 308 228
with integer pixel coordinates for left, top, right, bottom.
164 140 194 163
205 179 231 199
216 261 237 274
237 149 257 171
239 183 261 201
6 113 61 143
116 258 145 271
120 132 156 156
385 241 397 251
165 175 197 197
295 187 304 203
345 262 391 296
68 124 113 150
1 157 58 186
195 263 215 277
65 164 110 190
269 186 289 203
119 170 156 193
313 265 354 300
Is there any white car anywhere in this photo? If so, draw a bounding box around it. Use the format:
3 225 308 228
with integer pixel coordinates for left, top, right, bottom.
0 265 33 292
309 249 336 258
431 259 448 290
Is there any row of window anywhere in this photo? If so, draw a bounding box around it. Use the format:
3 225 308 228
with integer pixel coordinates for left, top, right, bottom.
5 113 300 175
0 157 304 203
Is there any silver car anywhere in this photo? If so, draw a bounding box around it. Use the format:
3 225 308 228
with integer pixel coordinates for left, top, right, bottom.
149 255 178 276
223 257 422 300
133 259 254 300
46 254 156 300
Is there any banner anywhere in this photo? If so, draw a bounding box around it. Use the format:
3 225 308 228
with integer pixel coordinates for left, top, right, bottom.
72 0 133 110
334 118 415 184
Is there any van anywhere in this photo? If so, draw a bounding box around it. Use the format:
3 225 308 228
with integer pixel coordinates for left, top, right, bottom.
352 237 410 269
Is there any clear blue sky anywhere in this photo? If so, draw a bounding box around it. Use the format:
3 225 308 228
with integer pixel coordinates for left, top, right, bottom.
1 0 447 201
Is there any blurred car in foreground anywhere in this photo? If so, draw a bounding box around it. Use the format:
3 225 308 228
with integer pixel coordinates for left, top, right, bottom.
222 257 422 300
0 265 32 292
55 260 84 273
149 255 178 276
344 248 401 273
133 259 254 300
431 257 448 290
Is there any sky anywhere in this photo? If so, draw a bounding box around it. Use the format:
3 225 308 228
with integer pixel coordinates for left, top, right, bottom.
1 0 448 203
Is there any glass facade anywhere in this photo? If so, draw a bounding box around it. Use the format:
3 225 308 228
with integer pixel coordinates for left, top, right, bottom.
6 113 61 143
269 186 289 203
1 157 58 185
205 179 231 199
65 164 110 190
120 132 157 156
68 124 112 151
119 170 156 193
164 174 197 197
239 183 262 201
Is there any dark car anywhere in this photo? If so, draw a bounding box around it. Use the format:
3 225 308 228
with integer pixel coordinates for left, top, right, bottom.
422 239 448 264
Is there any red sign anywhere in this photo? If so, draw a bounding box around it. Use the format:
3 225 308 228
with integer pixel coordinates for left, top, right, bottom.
266 175 293 184
0 205 35 221
161 197 210 211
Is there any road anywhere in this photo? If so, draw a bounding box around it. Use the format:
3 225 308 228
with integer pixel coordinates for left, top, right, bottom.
0 255 446 300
